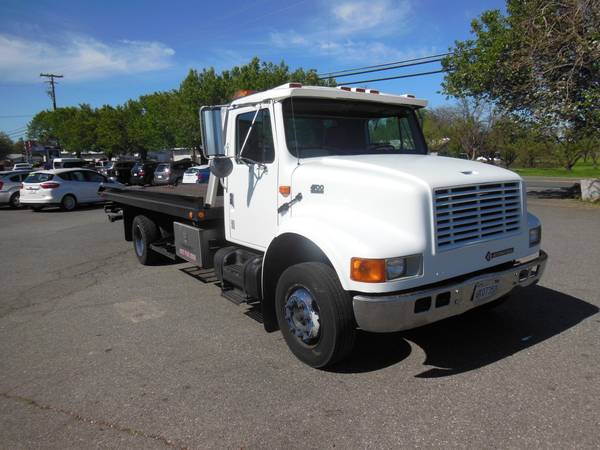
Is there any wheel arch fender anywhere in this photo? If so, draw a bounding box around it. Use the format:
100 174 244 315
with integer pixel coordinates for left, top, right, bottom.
260 221 363 332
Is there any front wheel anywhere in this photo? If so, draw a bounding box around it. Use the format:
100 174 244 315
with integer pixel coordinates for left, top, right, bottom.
275 262 356 368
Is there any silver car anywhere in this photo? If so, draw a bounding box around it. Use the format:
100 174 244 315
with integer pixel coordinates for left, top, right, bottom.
0 170 31 208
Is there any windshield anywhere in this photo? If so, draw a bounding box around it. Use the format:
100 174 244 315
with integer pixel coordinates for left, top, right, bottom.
282 98 427 158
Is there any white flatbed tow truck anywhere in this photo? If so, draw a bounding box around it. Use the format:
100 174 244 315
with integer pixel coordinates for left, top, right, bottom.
101 83 547 368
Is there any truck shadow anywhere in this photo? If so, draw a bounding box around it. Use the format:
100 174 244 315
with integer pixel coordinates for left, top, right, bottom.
331 286 598 376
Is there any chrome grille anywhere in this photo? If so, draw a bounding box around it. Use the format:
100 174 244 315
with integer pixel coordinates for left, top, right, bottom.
434 181 521 250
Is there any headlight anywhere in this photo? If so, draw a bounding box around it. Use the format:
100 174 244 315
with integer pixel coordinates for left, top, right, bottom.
351 255 422 282
529 225 541 247
386 257 406 280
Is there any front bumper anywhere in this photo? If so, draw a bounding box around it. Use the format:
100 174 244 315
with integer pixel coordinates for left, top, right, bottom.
353 250 548 333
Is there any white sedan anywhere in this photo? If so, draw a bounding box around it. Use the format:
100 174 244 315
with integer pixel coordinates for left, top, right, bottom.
182 165 211 184
20 168 121 211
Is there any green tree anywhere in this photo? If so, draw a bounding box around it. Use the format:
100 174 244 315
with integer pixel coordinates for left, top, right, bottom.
13 138 25 155
442 0 600 169
178 57 328 153
96 105 128 158
0 132 13 159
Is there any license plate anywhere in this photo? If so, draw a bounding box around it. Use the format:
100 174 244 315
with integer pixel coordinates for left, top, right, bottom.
472 280 499 303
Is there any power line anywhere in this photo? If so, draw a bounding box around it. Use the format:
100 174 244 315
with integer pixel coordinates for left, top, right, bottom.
7 130 28 138
40 73 64 110
337 69 446 86
318 52 453 78
321 57 444 80
6 125 28 134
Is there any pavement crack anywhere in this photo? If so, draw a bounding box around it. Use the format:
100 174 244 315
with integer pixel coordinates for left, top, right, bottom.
0 249 132 320
0 392 192 450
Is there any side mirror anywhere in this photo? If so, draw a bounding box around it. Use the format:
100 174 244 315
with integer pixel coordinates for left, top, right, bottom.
200 106 225 158
210 157 233 178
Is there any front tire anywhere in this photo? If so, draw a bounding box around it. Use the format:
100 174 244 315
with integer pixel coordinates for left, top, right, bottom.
275 262 356 368
132 215 161 265
60 194 77 211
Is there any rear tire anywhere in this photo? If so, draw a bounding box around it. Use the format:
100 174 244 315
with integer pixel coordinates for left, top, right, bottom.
60 194 77 211
132 215 161 265
275 262 356 368
9 192 20 208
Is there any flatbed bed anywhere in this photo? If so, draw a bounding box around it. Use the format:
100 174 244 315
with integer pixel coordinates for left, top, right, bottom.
99 183 224 222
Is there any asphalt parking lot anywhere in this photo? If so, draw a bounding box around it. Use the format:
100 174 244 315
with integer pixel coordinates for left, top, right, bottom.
0 199 599 449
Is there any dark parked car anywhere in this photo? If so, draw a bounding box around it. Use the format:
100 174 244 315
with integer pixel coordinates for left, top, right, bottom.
99 161 114 177
130 161 158 185
106 161 136 184
153 159 194 185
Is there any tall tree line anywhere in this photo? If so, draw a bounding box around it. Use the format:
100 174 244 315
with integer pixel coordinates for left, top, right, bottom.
26 58 327 158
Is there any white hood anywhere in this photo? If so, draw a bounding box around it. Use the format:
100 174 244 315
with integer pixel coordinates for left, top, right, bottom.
296 154 521 189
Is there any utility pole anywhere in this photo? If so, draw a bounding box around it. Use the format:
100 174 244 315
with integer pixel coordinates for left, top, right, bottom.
39 73 64 162
39 73 64 110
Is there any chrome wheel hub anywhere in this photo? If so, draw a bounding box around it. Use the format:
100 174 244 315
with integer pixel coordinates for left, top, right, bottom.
134 226 144 256
284 288 320 344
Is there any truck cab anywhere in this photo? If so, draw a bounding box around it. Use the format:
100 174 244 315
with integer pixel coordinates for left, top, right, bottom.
202 83 546 366
104 83 547 368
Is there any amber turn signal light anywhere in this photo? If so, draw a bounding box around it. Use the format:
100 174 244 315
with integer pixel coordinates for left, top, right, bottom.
350 258 386 283
279 185 291 196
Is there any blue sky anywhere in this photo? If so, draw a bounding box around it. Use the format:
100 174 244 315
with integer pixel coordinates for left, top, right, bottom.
0 0 505 141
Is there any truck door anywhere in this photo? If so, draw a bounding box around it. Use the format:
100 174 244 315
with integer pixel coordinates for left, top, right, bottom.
225 105 278 250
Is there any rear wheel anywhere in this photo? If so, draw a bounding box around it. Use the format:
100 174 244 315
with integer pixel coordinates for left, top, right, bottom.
60 194 77 211
9 192 20 208
132 215 161 265
275 262 356 368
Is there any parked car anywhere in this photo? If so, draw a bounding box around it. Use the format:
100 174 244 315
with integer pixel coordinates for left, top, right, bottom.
153 160 194 185
52 158 86 169
95 160 110 170
12 163 33 171
98 161 114 176
476 153 502 164
182 165 211 184
0 170 31 208
105 161 136 184
20 169 121 211
130 161 158 186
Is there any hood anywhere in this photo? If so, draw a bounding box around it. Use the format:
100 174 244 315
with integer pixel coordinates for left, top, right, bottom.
294 154 521 190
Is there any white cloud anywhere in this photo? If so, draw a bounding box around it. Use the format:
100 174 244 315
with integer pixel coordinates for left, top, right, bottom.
268 0 418 64
332 0 411 35
0 33 175 82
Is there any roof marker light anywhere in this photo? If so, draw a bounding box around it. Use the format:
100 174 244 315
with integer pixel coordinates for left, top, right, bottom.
354 87 366 93
367 89 379 94
288 82 303 88
337 86 352 91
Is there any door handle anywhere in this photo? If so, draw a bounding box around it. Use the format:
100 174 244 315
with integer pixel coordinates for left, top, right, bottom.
229 193 234 207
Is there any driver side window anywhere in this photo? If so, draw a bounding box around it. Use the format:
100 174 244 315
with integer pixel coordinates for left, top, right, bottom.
235 109 275 163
